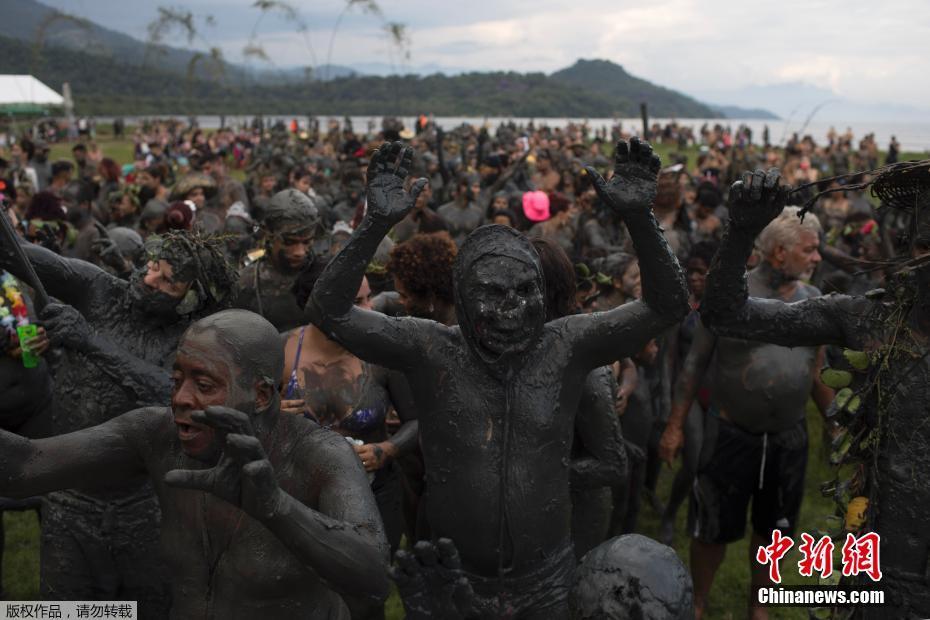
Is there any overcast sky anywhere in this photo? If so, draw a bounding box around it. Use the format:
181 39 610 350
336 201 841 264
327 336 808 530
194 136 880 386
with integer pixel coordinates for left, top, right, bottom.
44 0 930 109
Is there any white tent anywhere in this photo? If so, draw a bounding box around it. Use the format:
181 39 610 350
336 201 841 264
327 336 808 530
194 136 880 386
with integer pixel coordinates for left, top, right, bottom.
0 75 64 112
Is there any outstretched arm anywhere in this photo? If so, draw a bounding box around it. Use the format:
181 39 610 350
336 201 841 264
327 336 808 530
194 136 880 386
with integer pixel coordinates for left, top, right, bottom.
40 303 172 406
702 169 859 347
0 237 112 312
565 138 690 369
307 143 440 371
0 408 152 498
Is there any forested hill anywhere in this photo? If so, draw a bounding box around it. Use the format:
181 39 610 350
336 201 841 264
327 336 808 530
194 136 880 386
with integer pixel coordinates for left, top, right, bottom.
2 33 730 118
550 59 717 118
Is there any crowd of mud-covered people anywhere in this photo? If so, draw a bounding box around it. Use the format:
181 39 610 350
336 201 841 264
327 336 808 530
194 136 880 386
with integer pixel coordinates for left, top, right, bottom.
0 113 925 619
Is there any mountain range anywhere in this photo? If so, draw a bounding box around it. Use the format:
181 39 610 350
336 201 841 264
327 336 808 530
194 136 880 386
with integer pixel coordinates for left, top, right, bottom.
0 0 779 119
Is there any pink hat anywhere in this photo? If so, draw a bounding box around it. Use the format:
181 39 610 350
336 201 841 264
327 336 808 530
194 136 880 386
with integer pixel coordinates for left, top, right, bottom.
522 191 550 222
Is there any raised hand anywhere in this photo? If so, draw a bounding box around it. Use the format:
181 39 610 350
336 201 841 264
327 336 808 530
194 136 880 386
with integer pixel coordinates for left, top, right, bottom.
585 137 662 217
390 538 477 620
727 168 788 235
40 302 92 352
92 236 127 272
366 142 427 225
164 406 283 521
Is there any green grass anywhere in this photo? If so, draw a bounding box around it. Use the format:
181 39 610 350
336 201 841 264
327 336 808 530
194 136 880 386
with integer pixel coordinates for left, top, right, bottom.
2 510 40 599
1 404 835 618
633 403 836 619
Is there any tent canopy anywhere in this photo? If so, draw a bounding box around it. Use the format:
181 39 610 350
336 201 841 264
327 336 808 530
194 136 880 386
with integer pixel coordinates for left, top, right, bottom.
0 75 64 114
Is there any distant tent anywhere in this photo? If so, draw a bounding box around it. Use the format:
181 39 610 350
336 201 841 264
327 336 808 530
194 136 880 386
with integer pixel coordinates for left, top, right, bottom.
0 75 64 115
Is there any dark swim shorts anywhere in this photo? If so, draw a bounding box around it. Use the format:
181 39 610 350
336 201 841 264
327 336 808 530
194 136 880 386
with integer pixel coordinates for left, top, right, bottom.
688 414 808 545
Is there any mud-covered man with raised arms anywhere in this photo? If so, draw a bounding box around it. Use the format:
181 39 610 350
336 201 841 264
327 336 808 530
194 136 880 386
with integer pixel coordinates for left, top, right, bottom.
699 165 930 618
308 138 689 617
0 309 388 619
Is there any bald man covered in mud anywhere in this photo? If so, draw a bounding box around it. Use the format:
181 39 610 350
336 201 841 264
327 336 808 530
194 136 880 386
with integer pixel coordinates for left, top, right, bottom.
308 139 689 617
0 310 387 619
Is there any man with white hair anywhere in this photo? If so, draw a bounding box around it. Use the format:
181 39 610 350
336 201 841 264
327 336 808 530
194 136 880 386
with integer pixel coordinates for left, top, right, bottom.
658 205 833 620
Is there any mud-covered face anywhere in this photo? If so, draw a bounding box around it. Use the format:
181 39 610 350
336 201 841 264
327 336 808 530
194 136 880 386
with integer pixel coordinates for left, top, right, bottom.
171 331 254 462
270 232 313 272
129 260 191 320
462 256 544 356
143 260 191 299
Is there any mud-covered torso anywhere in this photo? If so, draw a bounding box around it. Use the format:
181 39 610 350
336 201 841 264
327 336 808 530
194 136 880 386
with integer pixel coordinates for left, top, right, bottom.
235 260 305 332
711 268 821 434
49 275 185 499
143 409 353 620
407 327 581 578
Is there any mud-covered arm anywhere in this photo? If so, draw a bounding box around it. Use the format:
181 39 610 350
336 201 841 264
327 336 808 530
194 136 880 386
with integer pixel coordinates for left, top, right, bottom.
0 238 112 312
0 408 150 498
658 320 716 463
479 150 531 212
306 143 435 371
668 322 715 432
385 370 419 457
567 139 689 369
264 436 391 602
40 302 172 406
571 366 628 489
702 169 855 348
164 407 390 602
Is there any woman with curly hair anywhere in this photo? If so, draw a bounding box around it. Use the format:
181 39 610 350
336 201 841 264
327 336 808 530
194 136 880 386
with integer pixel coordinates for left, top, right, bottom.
386 232 457 325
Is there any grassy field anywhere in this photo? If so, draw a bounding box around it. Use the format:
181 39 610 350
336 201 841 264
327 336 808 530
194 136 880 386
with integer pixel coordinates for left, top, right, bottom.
2 403 834 618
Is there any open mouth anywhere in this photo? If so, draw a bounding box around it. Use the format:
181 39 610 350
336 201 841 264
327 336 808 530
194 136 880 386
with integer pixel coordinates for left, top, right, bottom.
175 421 204 441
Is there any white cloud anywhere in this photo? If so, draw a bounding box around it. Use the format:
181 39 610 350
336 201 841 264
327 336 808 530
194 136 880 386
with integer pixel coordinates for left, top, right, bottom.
39 0 930 109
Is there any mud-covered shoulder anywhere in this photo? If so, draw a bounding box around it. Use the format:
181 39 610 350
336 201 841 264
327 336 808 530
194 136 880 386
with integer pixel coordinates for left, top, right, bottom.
114 406 175 458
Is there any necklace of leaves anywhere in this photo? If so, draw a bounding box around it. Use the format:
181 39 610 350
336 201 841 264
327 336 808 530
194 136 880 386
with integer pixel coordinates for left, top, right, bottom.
820 275 928 539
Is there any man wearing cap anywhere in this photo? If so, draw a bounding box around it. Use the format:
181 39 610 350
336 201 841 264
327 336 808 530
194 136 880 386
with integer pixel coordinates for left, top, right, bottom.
234 189 319 331
0 230 238 618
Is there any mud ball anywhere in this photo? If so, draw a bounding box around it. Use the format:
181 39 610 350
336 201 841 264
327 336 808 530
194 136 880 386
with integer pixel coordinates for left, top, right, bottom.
569 534 693 619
